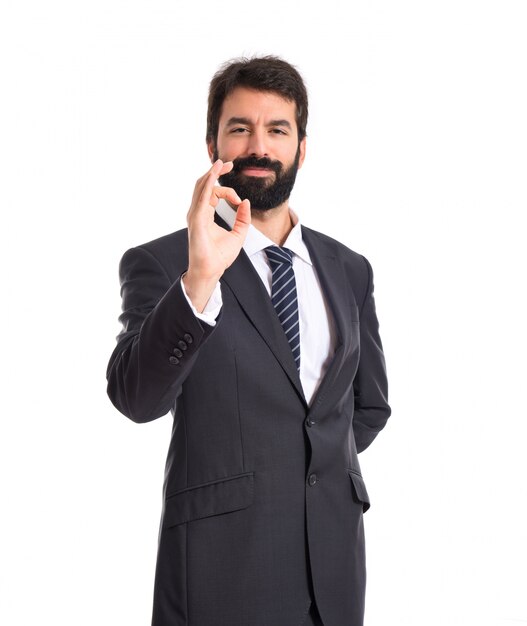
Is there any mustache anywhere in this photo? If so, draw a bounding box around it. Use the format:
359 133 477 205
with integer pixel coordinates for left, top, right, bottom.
231 156 283 175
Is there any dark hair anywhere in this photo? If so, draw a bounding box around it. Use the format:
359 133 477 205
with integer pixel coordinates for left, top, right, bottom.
206 56 308 146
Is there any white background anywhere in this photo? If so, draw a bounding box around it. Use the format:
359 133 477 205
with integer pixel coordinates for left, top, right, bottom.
1 1 526 625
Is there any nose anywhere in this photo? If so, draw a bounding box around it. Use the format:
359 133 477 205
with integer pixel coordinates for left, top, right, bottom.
246 128 268 158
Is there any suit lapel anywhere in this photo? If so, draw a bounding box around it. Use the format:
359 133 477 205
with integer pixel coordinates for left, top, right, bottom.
301 227 356 413
216 213 307 406
215 215 357 411
301 227 350 348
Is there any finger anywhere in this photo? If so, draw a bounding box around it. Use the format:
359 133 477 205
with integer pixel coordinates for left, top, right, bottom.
212 185 242 206
231 199 251 239
190 182 240 229
189 160 238 225
196 160 229 206
191 160 230 208
219 160 233 175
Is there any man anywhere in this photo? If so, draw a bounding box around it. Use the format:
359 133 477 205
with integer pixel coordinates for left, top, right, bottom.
107 56 390 626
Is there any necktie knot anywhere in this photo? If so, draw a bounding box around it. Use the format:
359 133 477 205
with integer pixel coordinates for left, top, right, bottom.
264 246 294 267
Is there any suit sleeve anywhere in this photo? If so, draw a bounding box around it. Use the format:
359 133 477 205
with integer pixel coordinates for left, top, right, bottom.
106 245 219 423
352 256 391 453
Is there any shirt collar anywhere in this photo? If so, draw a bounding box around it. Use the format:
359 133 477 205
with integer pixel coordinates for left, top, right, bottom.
216 199 312 265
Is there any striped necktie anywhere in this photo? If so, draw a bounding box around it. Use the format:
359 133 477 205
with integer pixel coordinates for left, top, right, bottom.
264 246 301 372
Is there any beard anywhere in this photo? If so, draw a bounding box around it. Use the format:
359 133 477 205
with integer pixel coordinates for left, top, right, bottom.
214 147 301 212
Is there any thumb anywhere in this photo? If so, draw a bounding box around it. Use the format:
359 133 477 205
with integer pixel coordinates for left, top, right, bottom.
231 199 251 238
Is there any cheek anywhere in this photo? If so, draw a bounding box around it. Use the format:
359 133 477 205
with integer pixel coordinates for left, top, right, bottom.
215 139 243 161
278 140 300 161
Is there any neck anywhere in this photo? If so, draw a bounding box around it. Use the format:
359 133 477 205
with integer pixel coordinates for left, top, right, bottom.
250 201 294 246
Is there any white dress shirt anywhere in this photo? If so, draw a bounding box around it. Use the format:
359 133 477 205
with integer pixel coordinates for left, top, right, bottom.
182 200 337 405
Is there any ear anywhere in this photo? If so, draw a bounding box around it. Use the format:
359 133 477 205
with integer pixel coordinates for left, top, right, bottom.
207 140 216 163
297 137 307 169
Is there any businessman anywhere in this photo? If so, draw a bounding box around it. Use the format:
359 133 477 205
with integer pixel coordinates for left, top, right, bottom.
107 56 391 626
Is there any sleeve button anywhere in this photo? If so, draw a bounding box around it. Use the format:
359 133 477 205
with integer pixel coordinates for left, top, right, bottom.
183 333 193 344
169 356 180 365
173 348 183 358
178 340 188 351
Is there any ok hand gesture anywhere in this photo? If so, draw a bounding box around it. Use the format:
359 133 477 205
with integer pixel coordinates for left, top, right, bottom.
183 159 251 312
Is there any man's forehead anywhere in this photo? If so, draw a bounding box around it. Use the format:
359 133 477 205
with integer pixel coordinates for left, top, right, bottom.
219 87 296 123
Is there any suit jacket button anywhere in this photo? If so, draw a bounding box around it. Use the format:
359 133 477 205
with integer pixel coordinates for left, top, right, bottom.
178 340 188 351
306 418 316 427
308 473 317 486
169 356 180 365
183 333 193 344
173 348 183 358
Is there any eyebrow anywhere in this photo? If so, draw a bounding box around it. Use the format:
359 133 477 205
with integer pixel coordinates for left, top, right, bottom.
225 117 293 129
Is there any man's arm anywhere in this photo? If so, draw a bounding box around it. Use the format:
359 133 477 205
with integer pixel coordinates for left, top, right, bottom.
106 247 217 423
352 256 391 453
106 159 250 423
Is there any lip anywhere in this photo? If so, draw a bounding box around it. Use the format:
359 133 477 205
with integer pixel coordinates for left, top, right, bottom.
241 167 273 177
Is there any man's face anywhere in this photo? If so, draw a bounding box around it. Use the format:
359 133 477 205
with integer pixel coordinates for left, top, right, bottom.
208 87 306 211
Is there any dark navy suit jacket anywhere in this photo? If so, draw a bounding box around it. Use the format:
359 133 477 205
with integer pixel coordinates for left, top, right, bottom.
107 216 390 626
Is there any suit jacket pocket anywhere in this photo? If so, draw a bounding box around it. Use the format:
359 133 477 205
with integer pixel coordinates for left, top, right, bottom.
162 472 255 528
348 469 370 513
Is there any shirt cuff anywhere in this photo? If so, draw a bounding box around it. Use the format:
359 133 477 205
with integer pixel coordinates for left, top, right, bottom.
180 276 222 327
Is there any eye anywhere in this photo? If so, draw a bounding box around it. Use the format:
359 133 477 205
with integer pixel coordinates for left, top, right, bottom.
231 127 249 134
270 128 287 135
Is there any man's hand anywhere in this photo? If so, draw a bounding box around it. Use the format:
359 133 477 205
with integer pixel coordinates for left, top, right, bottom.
183 159 251 312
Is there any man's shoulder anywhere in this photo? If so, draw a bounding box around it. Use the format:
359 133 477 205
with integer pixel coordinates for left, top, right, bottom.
301 225 367 266
120 228 189 277
301 225 374 298
134 227 188 254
